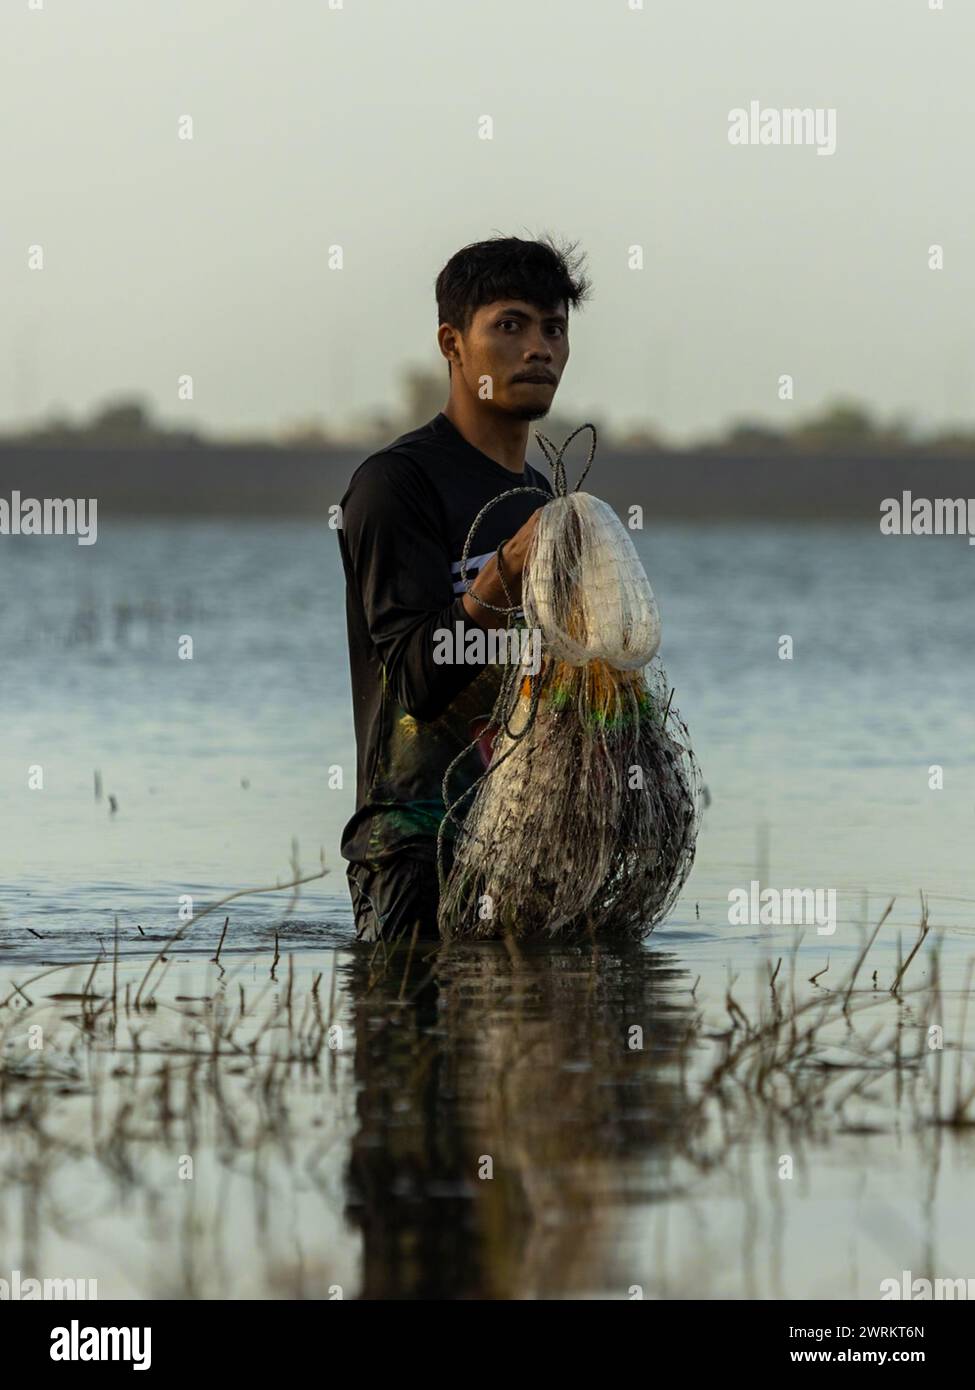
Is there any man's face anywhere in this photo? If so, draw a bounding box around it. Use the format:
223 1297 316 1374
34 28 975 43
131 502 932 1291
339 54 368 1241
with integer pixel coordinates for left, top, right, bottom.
445 298 569 420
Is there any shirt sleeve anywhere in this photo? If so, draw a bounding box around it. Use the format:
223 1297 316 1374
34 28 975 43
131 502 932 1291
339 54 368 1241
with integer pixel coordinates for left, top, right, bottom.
339 450 487 723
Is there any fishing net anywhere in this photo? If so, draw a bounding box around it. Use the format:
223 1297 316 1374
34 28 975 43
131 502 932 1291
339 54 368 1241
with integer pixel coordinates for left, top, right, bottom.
436 425 702 941
522 490 661 670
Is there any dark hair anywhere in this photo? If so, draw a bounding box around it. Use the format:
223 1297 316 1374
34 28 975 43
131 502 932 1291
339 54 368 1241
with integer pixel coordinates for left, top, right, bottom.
435 234 592 332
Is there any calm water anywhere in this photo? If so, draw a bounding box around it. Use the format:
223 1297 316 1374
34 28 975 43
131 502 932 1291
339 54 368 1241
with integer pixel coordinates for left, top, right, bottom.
1 516 973 1298
1 516 972 956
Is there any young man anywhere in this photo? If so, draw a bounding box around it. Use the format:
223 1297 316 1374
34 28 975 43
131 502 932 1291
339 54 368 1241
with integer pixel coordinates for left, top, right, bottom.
337 235 591 943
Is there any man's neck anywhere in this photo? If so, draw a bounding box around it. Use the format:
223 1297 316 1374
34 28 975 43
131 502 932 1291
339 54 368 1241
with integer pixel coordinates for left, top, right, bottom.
442 396 530 475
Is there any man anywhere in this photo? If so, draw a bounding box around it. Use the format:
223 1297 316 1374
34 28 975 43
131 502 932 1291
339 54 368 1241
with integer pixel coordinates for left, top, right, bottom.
337 235 591 943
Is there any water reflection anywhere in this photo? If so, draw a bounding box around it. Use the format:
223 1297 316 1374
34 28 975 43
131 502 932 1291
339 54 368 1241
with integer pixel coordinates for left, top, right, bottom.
342 937 698 1299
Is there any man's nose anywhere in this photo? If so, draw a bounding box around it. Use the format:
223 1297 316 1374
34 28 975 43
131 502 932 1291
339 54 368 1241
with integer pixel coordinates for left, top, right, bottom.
524 337 553 361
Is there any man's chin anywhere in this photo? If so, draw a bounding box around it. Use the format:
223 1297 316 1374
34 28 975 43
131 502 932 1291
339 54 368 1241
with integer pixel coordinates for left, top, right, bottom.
501 398 553 422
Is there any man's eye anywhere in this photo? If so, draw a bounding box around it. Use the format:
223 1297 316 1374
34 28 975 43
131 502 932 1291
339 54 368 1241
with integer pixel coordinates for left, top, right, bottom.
498 319 518 331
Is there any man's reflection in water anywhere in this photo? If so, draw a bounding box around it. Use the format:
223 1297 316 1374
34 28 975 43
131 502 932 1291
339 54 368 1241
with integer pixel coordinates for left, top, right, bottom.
341 934 698 1299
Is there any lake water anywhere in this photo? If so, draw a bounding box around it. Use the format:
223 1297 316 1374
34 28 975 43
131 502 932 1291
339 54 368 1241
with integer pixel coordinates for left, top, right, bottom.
1 516 973 1298
1 516 972 954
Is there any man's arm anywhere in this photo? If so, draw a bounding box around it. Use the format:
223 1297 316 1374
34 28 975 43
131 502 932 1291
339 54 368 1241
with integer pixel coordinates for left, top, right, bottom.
341 453 544 722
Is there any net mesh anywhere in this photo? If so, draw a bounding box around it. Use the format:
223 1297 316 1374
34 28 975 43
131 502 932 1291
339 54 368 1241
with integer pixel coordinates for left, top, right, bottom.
436 427 703 941
522 492 661 669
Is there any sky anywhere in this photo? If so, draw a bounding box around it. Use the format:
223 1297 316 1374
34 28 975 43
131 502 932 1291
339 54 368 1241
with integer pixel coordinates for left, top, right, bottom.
3 0 974 443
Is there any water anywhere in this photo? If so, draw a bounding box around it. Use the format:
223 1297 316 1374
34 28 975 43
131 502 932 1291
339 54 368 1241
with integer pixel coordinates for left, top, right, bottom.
1 519 350 956
2 517 972 952
1 516 973 1298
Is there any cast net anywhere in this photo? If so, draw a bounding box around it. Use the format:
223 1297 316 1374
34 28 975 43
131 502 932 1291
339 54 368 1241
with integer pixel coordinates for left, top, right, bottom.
436 425 702 940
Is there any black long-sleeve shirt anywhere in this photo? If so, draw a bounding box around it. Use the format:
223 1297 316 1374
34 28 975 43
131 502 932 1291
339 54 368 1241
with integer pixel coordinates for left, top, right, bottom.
337 411 553 867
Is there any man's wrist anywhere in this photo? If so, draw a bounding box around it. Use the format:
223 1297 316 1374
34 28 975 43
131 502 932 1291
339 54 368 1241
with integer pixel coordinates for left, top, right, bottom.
461 589 493 630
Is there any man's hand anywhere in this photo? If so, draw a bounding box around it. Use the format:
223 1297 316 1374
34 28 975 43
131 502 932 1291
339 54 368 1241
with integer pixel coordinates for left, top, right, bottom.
461 506 545 630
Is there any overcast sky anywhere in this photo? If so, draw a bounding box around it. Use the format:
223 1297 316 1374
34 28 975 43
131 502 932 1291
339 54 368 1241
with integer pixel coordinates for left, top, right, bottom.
3 0 974 442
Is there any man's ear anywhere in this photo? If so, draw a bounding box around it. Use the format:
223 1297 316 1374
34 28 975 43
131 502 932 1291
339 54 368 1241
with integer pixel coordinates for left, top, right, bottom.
438 321 462 372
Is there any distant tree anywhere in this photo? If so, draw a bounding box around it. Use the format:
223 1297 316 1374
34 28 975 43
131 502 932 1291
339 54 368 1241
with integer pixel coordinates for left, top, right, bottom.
791 400 922 452
79 397 203 447
721 421 787 452
9 397 200 447
25 410 81 443
90 398 154 436
928 428 975 453
361 409 397 444
792 400 878 450
615 425 667 452
883 412 914 446
279 416 335 450
402 365 447 426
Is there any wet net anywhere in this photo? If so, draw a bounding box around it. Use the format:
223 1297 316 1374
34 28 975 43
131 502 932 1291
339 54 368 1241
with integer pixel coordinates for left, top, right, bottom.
436 424 703 940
